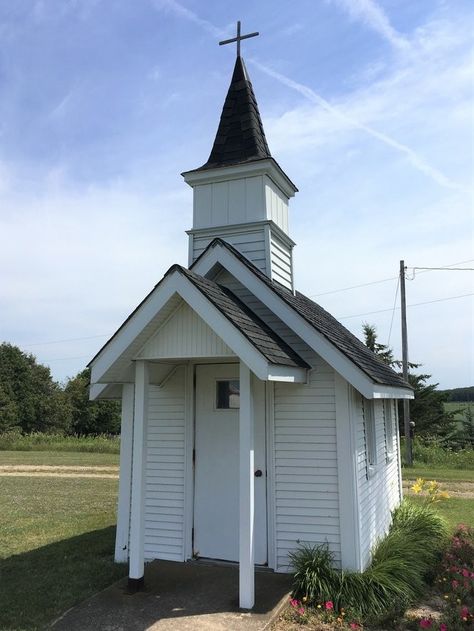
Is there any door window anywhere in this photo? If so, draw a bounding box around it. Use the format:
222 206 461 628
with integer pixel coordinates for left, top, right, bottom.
216 380 240 409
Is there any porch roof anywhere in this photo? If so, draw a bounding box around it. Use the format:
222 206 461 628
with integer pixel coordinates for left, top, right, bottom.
168 265 309 369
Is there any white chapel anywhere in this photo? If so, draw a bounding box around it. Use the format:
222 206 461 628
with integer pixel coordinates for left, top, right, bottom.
89 39 413 609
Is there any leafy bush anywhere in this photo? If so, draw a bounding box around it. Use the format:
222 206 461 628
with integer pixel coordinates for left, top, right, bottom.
0 430 120 453
290 499 449 622
403 436 474 469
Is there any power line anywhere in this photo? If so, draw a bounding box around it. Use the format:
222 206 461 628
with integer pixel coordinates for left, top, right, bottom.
387 276 400 346
42 355 91 362
338 292 474 320
20 334 109 348
310 258 474 298
412 266 474 272
309 276 397 297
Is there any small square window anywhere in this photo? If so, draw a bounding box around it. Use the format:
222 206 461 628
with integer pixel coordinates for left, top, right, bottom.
216 380 240 409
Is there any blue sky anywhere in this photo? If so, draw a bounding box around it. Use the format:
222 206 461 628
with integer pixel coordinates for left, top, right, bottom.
0 0 473 388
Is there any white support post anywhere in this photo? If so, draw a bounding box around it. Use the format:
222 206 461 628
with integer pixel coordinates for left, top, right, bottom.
335 374 362 571
115 383 135 563
239 361 255 609
128 360 149 591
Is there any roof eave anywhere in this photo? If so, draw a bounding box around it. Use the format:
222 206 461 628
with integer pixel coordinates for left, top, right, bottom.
181 157 298 197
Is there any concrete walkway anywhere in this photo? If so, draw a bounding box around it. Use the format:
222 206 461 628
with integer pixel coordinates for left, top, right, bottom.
51 560 291 630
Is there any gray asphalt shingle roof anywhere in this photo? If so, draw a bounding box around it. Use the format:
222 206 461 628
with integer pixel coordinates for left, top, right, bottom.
193 56 271 171
166 264 310 369
191 239 412 390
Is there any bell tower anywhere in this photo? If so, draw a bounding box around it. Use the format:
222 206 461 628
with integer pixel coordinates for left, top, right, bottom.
182 34 298 291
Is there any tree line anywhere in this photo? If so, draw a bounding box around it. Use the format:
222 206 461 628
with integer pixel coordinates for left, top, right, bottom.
0 343 120 435
0 332 472 446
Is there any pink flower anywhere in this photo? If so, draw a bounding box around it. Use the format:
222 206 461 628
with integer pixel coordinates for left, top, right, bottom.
289 598 299 608
440 625 447 631
419 619 432 628
452 580 459 589
298 607 305 615
460 606 469 618
462 568 469 577
325 601 334 610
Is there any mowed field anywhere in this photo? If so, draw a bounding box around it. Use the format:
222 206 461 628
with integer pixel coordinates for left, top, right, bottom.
0 450 473 631
444 400 474 419
0 451 124 631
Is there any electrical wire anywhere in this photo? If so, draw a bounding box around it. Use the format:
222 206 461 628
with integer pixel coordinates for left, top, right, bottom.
387 276 400 346
338 292 474 320
308 275 397 298
310 258 474 297
20 334 109 348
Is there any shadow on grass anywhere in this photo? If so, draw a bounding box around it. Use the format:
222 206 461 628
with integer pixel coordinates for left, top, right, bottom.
0 526 126 631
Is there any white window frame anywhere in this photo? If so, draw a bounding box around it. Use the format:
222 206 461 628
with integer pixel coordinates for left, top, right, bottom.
384 399 394 461
363 397 377 476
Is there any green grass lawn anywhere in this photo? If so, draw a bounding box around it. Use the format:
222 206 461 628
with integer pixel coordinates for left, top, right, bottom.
1 450 473 630
409 496 474 530
402 465 474 482
0 454 125 631
0 450 119 467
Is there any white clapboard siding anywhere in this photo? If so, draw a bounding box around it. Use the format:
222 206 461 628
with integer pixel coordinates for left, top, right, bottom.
273 357 340 572
192 226 267 273
144 367 186 562
270 230 292 290
354 394 401 568
138 302 235 360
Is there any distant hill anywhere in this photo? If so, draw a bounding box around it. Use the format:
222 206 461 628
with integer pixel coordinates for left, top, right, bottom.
441 386 474 402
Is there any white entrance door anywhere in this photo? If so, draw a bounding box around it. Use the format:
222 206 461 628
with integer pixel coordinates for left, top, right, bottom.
194 363 267 564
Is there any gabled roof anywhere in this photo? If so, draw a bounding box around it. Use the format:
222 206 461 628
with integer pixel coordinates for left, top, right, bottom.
195 56 271 171
191 239 413 392
88 262 309 390
168 265 309 369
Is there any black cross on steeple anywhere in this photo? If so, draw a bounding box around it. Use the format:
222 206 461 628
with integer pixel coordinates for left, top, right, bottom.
219 21 259 57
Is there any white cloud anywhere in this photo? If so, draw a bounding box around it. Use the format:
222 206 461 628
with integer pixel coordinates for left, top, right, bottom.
150 0 227 39
326 0 409 49
250 58 469 193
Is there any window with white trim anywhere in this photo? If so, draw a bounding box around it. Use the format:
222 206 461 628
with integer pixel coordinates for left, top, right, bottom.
363 397 377 471
384 400 394 460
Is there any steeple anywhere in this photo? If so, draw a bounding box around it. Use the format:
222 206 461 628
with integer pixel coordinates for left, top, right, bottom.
182 33 298 291
198 56 271 171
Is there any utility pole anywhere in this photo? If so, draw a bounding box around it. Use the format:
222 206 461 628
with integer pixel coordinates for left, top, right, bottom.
400 260 413 465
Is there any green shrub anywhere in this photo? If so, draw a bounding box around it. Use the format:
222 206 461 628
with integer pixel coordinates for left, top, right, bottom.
0 430 120 453
290 499 449 622
403 436 474 469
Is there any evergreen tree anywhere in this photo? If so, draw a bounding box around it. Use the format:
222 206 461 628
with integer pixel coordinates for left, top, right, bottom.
362 325 456 439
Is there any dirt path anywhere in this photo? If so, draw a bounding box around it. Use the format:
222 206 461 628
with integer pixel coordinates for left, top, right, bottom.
0 464 119 479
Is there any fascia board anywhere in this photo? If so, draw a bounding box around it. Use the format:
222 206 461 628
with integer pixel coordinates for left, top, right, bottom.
266 366 307 383
372 386 414 400
192 245 377 399
90 274 177 384
89 383 122 401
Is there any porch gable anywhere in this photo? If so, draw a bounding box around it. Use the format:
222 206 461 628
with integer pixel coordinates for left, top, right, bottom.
136 301 235 360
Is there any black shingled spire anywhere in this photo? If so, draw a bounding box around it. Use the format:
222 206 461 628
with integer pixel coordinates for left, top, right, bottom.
197 56 271 170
